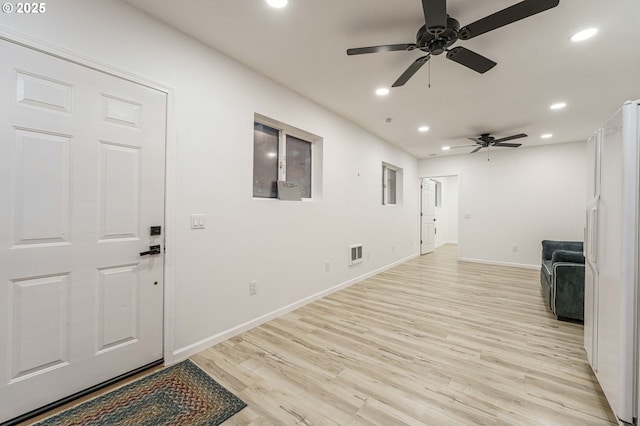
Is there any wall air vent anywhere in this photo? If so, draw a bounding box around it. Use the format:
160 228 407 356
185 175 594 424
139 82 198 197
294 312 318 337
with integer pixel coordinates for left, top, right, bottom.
349 244 363 266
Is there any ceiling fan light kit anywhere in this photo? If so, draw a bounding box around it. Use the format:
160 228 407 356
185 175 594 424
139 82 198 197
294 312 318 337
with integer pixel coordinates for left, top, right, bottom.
347 0 560 87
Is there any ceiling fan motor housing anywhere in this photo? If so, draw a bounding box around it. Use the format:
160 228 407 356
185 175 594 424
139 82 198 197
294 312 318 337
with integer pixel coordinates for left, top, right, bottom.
480 133 495 143
418 17 460 55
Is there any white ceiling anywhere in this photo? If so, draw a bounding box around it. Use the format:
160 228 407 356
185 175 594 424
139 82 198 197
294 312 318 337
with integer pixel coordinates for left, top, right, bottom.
122 0 640 158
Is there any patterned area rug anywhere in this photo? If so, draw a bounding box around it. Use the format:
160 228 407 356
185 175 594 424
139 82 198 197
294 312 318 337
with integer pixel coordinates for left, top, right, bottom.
35 360 246 426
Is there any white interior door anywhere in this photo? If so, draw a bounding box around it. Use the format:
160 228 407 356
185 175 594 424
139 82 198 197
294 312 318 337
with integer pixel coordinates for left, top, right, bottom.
421 178 436 254
0 39 166 422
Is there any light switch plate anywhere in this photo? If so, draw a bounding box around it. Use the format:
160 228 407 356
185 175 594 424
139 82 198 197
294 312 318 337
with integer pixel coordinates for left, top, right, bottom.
191 214 205 229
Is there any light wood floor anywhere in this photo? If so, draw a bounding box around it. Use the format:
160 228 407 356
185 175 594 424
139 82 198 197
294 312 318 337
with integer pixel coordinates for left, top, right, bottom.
20 244 615 426
192 244 616 426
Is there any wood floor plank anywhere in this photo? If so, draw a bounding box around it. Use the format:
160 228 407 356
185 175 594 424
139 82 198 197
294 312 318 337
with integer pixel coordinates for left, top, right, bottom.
192 244 615 425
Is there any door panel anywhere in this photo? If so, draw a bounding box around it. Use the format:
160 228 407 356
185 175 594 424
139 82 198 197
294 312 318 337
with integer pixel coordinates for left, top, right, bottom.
16 70 73 113
9 274 70 382
13 129 72 246
0 39 166 422
97 264 139 353
421 178 436 254
99 142 140 240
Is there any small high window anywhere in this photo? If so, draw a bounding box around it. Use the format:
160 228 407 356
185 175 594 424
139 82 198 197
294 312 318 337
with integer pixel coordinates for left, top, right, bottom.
382 163 401 205
253 115 321 200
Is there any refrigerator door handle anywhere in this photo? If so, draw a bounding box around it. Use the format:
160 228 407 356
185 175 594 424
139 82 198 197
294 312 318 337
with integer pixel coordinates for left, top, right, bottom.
585 196 599 264
588 206 598 263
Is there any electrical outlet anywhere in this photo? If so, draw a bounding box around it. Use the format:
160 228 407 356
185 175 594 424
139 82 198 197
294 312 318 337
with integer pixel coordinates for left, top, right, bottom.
512 246 519 253
249 280 257 295
325 261 330 272
392 245 395 252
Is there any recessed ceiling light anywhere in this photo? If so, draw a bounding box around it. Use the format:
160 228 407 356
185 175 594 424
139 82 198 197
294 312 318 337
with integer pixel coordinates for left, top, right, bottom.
541 134 553 139
375 88 390 96
418 126 430 132
441 146 450 151
550 102 567 110
266 0 288 8
571 28 598 42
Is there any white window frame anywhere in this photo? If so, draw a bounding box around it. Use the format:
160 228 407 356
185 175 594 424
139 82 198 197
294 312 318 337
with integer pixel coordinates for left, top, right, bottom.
253 113 323 201
382 162 401 206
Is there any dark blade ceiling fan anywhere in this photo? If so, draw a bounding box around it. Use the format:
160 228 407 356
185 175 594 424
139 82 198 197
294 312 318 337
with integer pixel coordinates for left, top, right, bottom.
451 132 527 153
346 0 559 87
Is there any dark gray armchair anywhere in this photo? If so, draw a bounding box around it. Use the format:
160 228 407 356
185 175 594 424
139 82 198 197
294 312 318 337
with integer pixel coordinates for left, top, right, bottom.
540 240 585 321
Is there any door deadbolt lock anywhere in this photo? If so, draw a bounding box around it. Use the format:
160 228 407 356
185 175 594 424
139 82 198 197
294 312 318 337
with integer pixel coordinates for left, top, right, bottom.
140 245 161 256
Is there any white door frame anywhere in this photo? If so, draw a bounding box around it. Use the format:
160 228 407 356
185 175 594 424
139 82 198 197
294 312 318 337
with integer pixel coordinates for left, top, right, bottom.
418 173 462 259
0 28 178 366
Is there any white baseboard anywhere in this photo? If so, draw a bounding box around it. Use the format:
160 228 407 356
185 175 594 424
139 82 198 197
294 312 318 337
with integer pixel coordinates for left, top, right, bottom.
459 257 539 270
170 253 419 364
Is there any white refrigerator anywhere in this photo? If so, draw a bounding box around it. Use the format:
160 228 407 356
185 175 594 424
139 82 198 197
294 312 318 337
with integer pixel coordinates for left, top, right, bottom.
584 100 639 425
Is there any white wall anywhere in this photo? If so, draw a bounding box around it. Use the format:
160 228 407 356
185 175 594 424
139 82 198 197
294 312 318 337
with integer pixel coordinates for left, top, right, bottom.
0 0 418 359
432 176 459 247
419 142 586 267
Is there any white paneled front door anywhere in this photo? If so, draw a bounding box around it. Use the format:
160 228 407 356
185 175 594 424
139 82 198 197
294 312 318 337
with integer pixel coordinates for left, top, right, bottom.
421 178 436 254
0 39 166 422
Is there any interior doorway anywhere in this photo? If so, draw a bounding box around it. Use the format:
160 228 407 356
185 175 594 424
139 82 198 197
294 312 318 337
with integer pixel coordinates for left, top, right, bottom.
420 178 436 254
420 175 460 256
